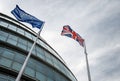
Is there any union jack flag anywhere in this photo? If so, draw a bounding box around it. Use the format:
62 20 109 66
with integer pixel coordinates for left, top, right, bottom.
61 25 84 47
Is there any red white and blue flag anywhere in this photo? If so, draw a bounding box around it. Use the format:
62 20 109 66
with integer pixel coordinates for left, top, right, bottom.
61 25 84 47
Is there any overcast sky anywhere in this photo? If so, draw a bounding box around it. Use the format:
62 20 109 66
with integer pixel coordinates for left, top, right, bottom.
0 0 120 81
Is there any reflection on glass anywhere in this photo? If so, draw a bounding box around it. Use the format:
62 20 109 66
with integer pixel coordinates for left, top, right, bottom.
8 24 17 31
24 67 35 77
0 21 8 28
12 62 22 71
0 57 12 67
17 28 25 35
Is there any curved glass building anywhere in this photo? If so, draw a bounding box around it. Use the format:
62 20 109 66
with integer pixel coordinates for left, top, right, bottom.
0 13 78 81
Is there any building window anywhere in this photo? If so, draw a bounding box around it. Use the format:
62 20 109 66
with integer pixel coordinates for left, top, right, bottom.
25 31 32 40
24 67 35 77
44 51 53 65
27 58 36 69
36 72 47 81
45 66 54 80
18 37 27 45
0 47 4 54
35 61 47 75
36 46 46 60
14 52 26 64
17 38 27 50
37 40 47 49
2 49 15 59
0 57 12 67
47 77 54 81
0 30 8 41
12 62 22 71
8 24 17 31
7 34 18 46
0 21 8 28
31 46 36 55
31 35 36 41
17 28 25 35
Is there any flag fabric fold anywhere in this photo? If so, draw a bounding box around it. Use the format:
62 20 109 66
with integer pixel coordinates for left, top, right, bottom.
11 5 44 29
61 25 84 47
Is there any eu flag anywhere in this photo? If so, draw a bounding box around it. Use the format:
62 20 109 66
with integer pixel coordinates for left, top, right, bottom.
11 5 44 29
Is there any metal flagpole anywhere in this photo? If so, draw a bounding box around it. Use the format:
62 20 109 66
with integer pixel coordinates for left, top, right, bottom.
15 22 45 81
84 41 92 81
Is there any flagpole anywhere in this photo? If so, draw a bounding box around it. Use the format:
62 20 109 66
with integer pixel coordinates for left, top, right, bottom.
15 22 45 81
84 42 91 81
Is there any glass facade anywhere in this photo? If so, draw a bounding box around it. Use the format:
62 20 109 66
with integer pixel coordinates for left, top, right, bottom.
0 13 77 81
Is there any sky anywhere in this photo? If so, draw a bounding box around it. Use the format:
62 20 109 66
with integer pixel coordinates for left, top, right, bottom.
0 0 120 81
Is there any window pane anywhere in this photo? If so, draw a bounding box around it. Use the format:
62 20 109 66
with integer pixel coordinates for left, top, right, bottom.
0 47 4 54
17 38 27 50
0 35 6 41
0 21 8 28
0 31 8 37
32 47 36 55
36 72 47 81
17 28 24 35
0 73 15 81
24 67 35 77
2 50 14 59
8 24 17 31
14 53 25 63
38 40 47 49
27 42 36 55
8 77 15 81
0 78 7 81
36 46 46 60
44 51 53 65
8 34 18 41
54 72 61 81
18 38 27 45
0 73 8 79
27 42 33 48
45 66 54 79
27 58 36 69
0 31 8 41
0 57 12 67
17 43 27 50
52 57 60 70
12 62 22 71
31 35 36 41
36 62 47 75
7 34 18 45
47 77 54 81
27 47 31 52
25 31 32 40
7 39 17 45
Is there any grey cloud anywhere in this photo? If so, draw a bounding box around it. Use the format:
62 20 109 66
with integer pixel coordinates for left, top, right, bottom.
91 47 120 81
86 11 120 52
